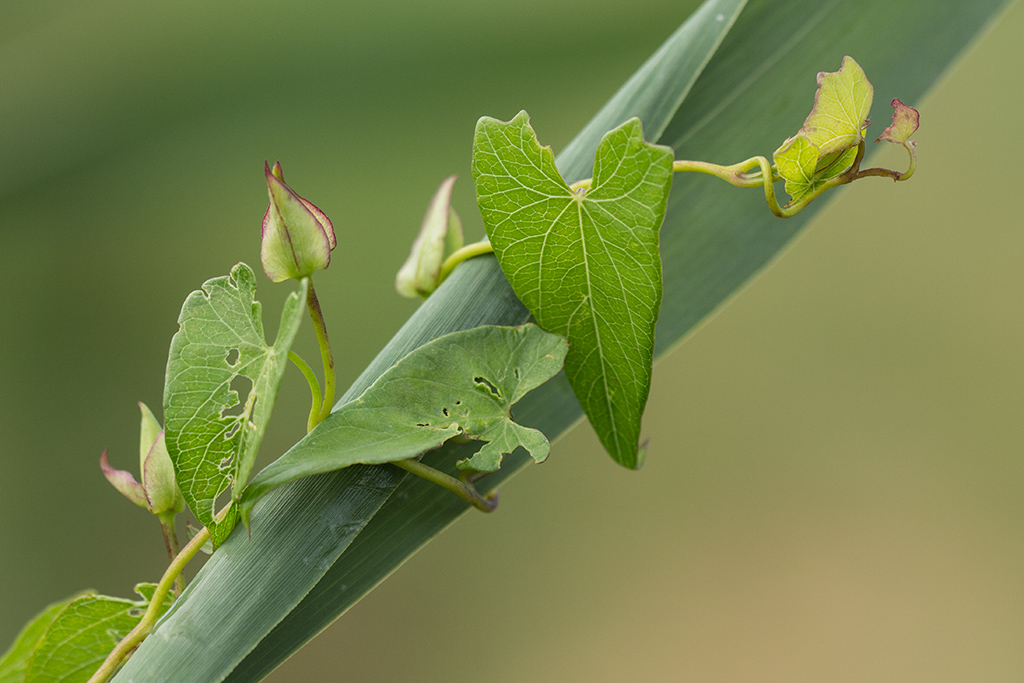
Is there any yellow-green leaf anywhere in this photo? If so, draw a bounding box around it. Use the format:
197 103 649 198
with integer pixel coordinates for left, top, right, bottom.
799 55 873 156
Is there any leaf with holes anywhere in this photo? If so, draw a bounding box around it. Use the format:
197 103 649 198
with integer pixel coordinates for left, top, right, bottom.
238 324 567 526
164 263 306 546
23 585 166 683
472 112 673 469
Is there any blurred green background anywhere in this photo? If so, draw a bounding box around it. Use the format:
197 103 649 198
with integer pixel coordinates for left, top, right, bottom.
2 1 1022 681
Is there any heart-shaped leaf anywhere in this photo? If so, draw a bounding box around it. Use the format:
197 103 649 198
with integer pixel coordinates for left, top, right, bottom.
473 112 673 469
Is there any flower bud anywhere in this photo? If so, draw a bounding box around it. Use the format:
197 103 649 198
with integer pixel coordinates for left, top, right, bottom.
396 175 464 298
100 403 184 517
261 161 336 283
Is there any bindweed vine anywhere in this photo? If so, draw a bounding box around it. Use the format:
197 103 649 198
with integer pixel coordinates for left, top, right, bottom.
0 51 918 683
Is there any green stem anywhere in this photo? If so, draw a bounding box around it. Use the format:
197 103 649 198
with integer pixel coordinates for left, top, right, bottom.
87 524 212 683
438 240 495 283
289 351 322 433
157 514 183 597
673 157 782 188
306 281 336 427
392 458 498 512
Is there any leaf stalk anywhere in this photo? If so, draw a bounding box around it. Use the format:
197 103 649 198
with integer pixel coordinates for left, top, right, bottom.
289 351 322 433
438 240 495 283
305 281 336 427
392 458 498 512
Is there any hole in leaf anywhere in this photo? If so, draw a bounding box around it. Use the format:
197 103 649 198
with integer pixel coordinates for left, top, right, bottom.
442 407 449 417
225 348 240 366
218 456 233 470
415 422 430 427
454 400 462 405
513 367 520 380
220 375 254 419
127 609 144 618
223 420 242 441
474 376 502 400
214 488 233 515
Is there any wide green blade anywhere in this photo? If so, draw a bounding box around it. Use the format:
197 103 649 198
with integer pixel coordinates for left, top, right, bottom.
112 0 1008 681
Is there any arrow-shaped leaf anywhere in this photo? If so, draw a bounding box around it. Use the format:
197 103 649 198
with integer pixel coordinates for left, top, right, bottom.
163 263 306 546
240 324 567 524
473 112 673 469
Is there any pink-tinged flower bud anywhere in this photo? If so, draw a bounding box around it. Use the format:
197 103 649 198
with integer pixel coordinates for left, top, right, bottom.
100 403 184 517
261 161 336 283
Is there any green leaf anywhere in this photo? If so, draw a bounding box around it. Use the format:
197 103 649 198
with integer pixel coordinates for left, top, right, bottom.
163 262 306 546
798 55 873 157
473 113 673 469
773 133 820 205
0 598 77 683
239 324 566 524
773 56 879 206
24 588 168 683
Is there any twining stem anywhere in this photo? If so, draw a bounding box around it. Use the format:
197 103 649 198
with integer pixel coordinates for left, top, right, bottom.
289 351 322 433
436 142 914 291
87 523 213 683
673 158 782 188
157 513 183 597
438 240 495 282
671 137 915 218
305 281 336 427
393 458 498 512
674 156 795 217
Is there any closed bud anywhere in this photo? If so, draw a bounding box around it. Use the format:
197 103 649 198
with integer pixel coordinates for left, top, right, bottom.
100 403 184 517
396 175 464 298
261 161 336 283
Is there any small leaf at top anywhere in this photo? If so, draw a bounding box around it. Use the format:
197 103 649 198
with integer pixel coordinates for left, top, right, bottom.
0 597 77 683
23 589 169 683
876 98 919 147
799 55 873 156
472 111 674 469
164 263 306 546
772 56 878 206
239 324 567 526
